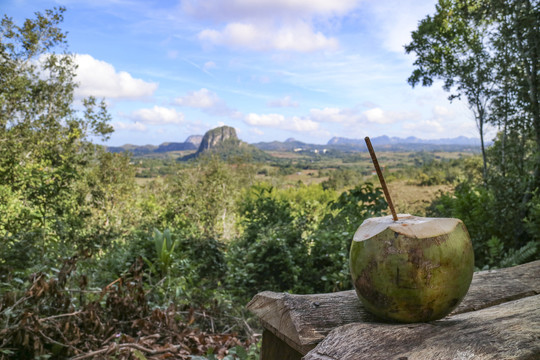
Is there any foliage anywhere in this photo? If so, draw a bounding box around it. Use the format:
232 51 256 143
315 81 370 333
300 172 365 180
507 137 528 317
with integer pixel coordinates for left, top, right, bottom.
227 182 387 301
2 5 539 359
227 183 313 299
148 228 177 275
0 258 256 359
321 167 361 190
408 0 540 269
0 7 124 272
406 0 495 179
428 181 539 269
409 155 482 186
161 156 254 240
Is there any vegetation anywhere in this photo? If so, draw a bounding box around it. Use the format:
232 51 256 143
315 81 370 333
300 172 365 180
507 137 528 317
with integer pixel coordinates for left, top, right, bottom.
407 0 540 269
1 3 539 359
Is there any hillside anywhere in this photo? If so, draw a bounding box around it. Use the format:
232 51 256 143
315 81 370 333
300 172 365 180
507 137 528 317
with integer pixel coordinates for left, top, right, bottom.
253 135 481 153
108 133 482 157
179 126 273 162
327 135 481 147
107 135 202 156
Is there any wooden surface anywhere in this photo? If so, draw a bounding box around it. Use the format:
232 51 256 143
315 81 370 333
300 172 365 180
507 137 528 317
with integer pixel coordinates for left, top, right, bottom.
304 294 540 360
247 260 540 356
260 329 302 360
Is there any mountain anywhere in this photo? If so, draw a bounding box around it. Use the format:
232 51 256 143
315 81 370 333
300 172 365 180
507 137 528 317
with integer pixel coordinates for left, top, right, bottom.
155 142 197 152
327 135 480 147
253 135 482 153
185 135 203 147
107 135 203 156
253 139 311 151
107 144 157 156
196 126 238 154
108 133 482 157
179 126 273 162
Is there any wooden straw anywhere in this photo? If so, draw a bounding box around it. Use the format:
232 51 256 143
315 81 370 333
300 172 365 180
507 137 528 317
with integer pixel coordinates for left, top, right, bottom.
365 137 398 221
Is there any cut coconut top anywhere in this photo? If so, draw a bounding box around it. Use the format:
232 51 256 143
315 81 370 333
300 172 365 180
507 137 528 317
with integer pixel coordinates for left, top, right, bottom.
353 214 461 241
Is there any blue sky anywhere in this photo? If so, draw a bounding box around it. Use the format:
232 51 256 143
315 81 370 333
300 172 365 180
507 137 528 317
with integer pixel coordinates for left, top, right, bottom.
3 0 480 146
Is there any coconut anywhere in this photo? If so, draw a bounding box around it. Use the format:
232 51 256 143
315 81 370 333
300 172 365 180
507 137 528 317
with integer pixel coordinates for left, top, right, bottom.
349 214 474 323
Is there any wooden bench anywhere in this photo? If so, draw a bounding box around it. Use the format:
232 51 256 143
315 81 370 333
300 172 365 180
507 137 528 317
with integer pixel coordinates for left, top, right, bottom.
247 260 540 359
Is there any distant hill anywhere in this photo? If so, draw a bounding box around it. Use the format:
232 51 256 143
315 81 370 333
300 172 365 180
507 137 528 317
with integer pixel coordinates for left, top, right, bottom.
196 126 238 154
179 126 273 162
253 139 312 152
252 135 481 153
328 135 480 146
107 134 203 156
108 133 482 157
155 142 197 152
325 135 481 152
185 135 203 147
107 144 157 156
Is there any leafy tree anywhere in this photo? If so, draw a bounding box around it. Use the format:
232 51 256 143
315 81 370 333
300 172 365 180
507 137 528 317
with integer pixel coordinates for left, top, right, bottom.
488 0 540 196
321 167 360 190
227 182 387 299
408 0 540 265
162 156 254 240
0 7 114 270
405 0 494 181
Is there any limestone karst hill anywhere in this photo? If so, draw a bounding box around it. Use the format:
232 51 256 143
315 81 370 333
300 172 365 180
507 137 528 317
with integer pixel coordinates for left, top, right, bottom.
180 125 272 162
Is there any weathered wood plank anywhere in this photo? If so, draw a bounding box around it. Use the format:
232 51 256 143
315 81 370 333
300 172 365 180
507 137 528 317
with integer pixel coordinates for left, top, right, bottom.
452 259 540 314
260 329 303 360
303 294 540 360
247 260 540 354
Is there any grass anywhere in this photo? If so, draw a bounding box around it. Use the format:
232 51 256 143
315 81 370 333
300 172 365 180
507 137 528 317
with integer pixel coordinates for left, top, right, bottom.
132 150 471 215
386 180 452 216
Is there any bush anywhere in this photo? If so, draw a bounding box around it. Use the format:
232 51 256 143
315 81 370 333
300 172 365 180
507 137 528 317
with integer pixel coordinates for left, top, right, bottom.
427 182 539 269
227 182 387 299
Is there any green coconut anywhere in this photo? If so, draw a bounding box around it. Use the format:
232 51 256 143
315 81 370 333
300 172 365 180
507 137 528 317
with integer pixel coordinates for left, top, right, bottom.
350 214 474 323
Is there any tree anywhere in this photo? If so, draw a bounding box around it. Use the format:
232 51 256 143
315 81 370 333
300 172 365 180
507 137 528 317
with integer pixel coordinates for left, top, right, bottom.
405 0 494 182
0 8 115 269
410 0 540 262
490 0 540 196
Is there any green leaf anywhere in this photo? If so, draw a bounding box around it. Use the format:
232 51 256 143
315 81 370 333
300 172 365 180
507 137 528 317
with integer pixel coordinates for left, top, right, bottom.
133 350 148 360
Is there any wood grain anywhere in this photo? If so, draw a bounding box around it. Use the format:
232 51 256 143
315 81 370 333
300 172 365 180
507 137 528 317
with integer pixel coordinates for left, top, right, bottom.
247 260 540 355
304 294 540 360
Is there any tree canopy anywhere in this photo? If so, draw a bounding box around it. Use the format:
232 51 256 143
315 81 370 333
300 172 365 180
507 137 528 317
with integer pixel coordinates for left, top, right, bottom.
406 0 540 187
408 0 540 259
0 7 118 267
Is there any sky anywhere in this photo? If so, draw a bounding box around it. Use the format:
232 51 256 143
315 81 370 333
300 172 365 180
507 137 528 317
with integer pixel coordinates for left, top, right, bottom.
3 0 481 146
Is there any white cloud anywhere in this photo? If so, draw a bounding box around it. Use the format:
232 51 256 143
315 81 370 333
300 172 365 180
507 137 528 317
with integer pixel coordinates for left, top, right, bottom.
403 119 444 134
175 88 241 117
123 106 185 125
289 116 319 132
358 107 418 124
433 105 451 117
308 106 414 125
362 0 437 53
250 128 264 136
112 121 147 132
199 21 338 52
402 104 468 138
175 88 219 108
74 54 158 99
268 96 299 108
360 108 393 124
245 112 318 132
309 107 352 123
245 113 285 127
190 0 355 52
184 0 360 20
